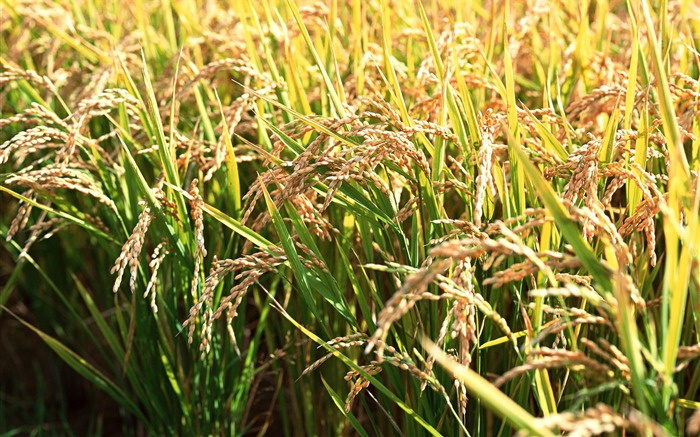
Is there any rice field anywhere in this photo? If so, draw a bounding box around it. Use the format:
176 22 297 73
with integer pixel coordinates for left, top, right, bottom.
1 0 699 435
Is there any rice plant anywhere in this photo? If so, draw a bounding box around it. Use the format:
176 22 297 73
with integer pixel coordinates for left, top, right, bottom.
1 0 699 435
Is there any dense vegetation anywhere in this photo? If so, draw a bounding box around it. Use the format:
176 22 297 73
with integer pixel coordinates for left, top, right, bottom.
1 0 699 435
